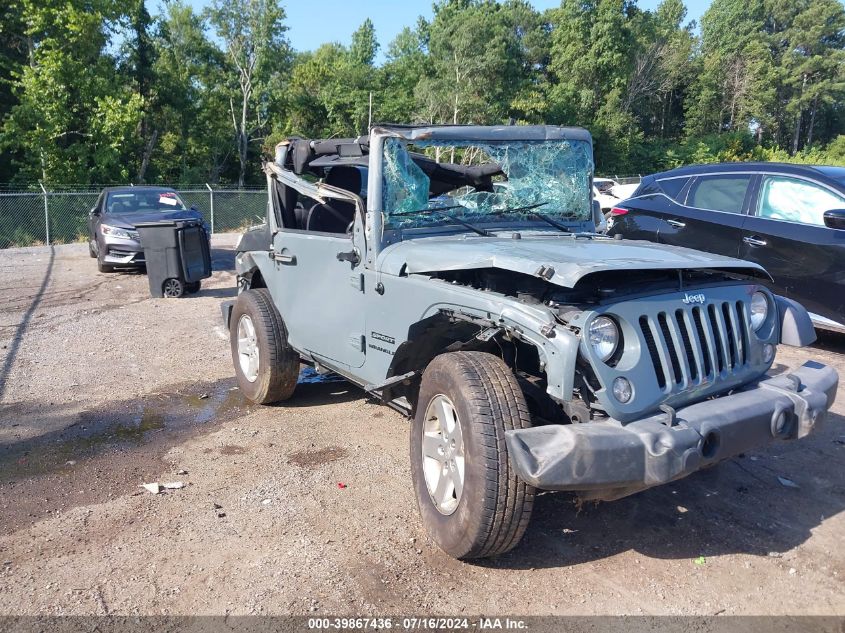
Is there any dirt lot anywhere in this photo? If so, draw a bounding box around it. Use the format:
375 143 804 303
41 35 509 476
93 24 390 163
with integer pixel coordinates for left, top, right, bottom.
0 236 843 617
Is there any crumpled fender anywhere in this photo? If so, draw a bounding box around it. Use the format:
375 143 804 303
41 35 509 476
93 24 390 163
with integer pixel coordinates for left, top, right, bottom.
775 294 816 347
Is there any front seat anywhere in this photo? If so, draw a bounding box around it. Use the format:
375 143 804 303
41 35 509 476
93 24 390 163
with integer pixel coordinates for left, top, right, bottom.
305 167 361 233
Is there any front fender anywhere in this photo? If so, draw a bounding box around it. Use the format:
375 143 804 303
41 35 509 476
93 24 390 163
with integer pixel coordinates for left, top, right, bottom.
776 295 816 347
235 250 259 277
415 300 581 403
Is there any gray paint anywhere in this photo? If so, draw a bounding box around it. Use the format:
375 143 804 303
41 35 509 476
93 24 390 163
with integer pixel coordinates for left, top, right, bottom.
505 361 838 498
776 295 818 347
572 283 779 422
377 232 769 288
233 124 840 496
375 124 593 144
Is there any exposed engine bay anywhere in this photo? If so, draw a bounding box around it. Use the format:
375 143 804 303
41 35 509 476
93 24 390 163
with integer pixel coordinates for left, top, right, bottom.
429 266 760 316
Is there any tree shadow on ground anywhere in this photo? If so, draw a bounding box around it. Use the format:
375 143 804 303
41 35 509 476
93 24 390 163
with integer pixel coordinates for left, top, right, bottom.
813 329 845 355
273 368 364 409
194 286 237 299
210 246 236 272
0 247 54 402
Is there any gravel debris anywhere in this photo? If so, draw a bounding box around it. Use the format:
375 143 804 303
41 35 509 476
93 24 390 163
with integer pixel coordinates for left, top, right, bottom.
0 237 843 616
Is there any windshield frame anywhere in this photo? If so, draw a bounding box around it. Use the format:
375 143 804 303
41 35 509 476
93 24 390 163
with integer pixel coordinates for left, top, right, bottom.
364 125 595 267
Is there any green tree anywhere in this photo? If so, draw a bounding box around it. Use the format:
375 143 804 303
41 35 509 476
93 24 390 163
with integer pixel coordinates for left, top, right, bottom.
151 0 231 183
775 0 845 152
125 0 158 181
1 0 134 184
351 18 379 66
684 0 771 137
623 0 695 139
283 19 384 138
208 0 291 187
547 0 643 172
0 0 29 183
379 24 431 124
424 0 536 126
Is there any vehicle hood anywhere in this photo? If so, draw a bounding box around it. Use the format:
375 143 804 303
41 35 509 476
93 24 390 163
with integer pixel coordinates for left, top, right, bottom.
102 209 205 229
377 233 770 288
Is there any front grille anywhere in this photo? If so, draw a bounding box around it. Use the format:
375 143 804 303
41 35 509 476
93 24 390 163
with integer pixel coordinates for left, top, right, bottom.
639 300 749 392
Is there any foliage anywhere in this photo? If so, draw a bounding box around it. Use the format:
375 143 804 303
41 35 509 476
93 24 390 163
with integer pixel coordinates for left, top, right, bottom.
1 0 844 186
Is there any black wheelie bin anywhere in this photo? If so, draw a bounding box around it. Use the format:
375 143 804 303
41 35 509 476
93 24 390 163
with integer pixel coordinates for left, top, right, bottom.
135 220 212 298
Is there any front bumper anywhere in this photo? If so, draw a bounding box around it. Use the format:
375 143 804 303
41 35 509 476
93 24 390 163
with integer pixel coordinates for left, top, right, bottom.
505 361 838 500
101 235 145 265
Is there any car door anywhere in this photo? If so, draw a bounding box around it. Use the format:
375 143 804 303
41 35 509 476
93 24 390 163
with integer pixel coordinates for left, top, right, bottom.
268 204 367 371
739 174 845 327
607 176 689 240
657 173 753 257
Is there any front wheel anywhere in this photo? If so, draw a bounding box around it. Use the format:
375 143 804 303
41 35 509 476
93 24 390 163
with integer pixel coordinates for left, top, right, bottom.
230 288 299 404
410 351 534 559
97 254 114 273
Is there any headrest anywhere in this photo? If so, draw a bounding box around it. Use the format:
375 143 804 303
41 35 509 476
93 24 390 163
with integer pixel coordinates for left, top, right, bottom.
326 166 361 195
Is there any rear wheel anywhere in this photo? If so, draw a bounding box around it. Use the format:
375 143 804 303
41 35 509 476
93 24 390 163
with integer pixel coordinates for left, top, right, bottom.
410 351 534 559
230 288 299 404
185 281 201 294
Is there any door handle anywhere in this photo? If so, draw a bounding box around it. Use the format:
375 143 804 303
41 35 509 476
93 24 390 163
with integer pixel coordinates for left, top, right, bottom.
273 251 296 264
336 250 361 266
743 236 767 247
667 219 686 228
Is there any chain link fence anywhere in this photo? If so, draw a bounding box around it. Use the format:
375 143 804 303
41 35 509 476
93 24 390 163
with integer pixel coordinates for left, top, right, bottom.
0 184 267 249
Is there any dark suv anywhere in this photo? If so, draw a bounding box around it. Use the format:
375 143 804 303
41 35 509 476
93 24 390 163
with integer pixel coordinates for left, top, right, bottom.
88 186 209 272
607 163 845 332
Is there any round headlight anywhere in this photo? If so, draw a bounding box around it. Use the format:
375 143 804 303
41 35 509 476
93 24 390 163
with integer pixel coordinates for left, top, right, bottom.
750 291 769 331
588 316 620 362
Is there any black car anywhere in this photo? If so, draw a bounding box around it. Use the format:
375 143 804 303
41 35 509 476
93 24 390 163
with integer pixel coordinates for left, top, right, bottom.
607 163 845 332
88 186 209 273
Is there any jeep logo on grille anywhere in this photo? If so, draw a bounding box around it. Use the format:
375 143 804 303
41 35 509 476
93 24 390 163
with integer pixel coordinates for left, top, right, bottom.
682 292 706 305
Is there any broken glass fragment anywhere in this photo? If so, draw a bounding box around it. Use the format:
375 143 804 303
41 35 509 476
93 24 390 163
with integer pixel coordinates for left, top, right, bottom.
381 137 594 230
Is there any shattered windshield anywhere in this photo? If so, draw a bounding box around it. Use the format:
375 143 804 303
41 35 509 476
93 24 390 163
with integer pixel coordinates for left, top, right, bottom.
381 137 593 230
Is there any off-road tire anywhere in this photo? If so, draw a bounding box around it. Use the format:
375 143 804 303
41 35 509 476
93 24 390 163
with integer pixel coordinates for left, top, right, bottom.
230 288 299 404
410 351 534 559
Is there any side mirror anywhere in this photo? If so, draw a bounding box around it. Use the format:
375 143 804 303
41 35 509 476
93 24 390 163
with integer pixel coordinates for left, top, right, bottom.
823 209 845 229
90 207 100 216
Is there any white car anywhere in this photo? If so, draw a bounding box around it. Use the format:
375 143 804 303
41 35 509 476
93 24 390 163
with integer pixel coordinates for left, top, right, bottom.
610 182 639 201
593 177 621 213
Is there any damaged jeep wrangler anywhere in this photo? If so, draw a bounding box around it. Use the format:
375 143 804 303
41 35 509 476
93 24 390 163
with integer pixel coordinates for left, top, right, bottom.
224 125 839 560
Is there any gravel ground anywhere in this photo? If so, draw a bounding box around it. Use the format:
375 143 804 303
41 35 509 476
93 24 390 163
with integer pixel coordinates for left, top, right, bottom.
0 236 843 617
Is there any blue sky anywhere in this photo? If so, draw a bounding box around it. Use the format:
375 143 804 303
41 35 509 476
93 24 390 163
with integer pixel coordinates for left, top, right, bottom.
182 0 712 62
